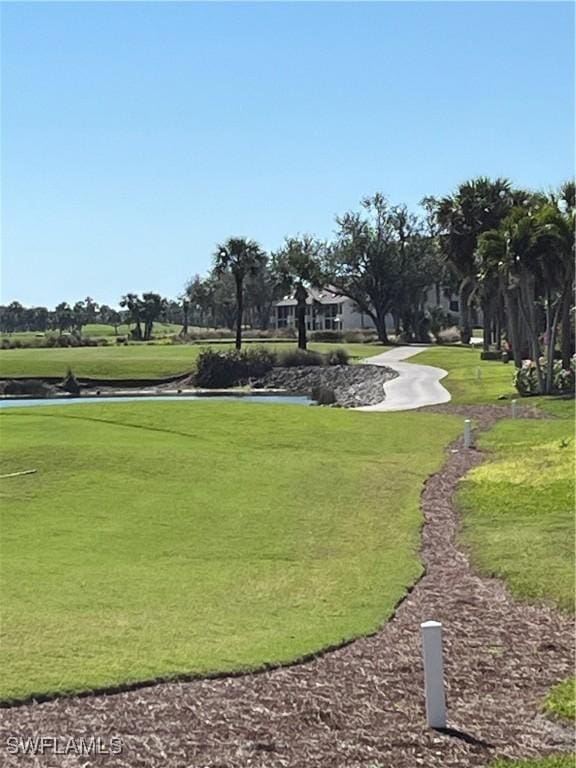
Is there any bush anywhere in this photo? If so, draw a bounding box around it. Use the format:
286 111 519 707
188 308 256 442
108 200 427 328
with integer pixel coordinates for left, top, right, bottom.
436 326 461 344
278 349 324 367
343 330 378 344
194 347 277 388
0 379 52 397
310 385 337 405
326 348 350 366
514 358 575 397
429 307 457 344
480 350 503 361
311 330 344 343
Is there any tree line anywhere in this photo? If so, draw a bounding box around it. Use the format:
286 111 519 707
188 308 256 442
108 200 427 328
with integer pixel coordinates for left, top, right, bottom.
2 176 574 394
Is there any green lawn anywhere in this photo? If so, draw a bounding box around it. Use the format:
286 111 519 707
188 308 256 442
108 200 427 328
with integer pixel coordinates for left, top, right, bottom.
411 346 523 404
411 347 575 416
0 401 459 701
0 342 386 380
490 757 575 768
544 678 575 721
458 416 575 612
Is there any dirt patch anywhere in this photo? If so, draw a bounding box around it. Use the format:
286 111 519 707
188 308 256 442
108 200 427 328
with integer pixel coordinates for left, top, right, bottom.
0 404 573 767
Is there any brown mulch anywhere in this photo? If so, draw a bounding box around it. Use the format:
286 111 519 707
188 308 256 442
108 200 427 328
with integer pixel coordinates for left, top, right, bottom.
1 404 573 767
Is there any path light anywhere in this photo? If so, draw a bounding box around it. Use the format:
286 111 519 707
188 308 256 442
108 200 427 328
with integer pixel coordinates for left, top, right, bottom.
421 620 447 729
476 367 482 382
463 419 473 449
511 399 518 419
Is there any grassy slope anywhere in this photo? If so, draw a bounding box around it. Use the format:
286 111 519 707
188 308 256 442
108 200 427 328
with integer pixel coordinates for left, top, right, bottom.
0 401 460 700
457 417 574 611
0 342 386 379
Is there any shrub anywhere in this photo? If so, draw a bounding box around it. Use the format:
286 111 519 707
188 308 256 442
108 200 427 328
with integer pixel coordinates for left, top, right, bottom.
480 350 502 361
310 385 337 405
343 330 378 344
311 330 344 343
437 326 461 344
278 349 324 367
326 348 350 366
429 307 457 343
194 347 277 388
514 358 575 397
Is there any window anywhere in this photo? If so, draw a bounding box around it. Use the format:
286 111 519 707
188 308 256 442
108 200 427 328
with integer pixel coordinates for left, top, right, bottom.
449 300 459 313
277 306 292 328
323 304 338 330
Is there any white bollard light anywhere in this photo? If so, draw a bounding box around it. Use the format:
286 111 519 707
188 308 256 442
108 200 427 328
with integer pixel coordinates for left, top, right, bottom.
421 620 447 729
463 418 473 449
511 399 518 419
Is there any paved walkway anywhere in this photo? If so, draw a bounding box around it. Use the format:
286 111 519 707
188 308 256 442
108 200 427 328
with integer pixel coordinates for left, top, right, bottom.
357 345 451 411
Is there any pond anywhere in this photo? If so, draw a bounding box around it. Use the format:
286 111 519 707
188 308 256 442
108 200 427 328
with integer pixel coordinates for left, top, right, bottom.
0 394 311 409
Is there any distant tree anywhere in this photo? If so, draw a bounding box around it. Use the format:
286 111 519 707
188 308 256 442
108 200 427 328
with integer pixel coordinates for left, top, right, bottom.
273 236 324 349
186 274 213 327
244 261 284 331
0 302 24 334
140 293 167 341
213 238 266 349
99 306 123 336
30 306 49 333
120 293 144 340
180 296 190 335
210 272 237 330
54 302 74 336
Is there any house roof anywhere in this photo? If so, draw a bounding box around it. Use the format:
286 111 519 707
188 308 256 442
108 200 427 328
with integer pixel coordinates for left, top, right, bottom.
275 286 349 307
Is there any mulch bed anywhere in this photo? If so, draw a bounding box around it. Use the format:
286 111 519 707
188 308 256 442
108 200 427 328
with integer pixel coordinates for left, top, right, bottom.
1 404 573 767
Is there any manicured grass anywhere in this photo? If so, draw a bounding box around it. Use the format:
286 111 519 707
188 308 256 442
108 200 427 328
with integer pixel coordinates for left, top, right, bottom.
0 342 386 380
490 757 575 768
0 401 460 701
458 416 575 612
544 678 575 721
411 347 575 416
411 346 523 404
1 322 182 341
82 322 181 337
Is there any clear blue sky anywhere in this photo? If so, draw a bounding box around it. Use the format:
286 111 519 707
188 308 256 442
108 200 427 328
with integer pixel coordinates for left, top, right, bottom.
1 1 574 308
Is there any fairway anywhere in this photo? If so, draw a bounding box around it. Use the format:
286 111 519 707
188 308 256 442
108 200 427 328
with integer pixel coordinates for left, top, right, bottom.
0 342 386 380
0 401 460 701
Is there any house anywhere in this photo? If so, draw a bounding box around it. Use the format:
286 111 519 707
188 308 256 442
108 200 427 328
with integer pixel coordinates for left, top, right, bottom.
270 286 460 332
271 287 376 332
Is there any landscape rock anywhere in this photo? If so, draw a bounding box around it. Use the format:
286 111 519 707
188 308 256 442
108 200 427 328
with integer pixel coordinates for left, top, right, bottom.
254 364 398 407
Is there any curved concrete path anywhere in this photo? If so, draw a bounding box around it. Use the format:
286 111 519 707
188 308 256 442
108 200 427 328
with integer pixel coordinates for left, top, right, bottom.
357 345 450 412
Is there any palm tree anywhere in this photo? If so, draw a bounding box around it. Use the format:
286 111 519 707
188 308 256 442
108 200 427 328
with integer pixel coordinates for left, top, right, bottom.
214 238 266 350
435 177 514 344
477 191 574 394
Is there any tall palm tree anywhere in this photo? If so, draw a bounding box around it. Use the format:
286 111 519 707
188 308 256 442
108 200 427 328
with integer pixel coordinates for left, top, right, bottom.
273 236 324 350
214 238 266 350
435 177 514 344
477 192 574 394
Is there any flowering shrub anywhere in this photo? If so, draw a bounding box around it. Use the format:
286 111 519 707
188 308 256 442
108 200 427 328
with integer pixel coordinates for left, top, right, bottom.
514 357 575 396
